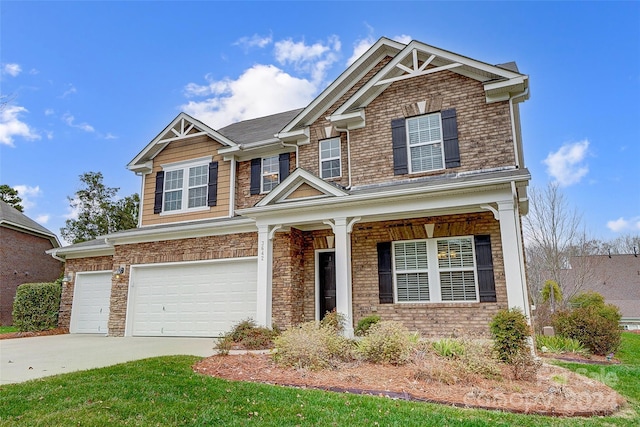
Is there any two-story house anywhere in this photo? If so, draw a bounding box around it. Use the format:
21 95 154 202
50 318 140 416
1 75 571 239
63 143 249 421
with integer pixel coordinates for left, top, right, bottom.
49 37 531 338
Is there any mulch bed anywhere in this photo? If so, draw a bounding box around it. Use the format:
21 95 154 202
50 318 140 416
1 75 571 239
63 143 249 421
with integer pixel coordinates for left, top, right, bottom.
193 353 626 417
0 327 68 340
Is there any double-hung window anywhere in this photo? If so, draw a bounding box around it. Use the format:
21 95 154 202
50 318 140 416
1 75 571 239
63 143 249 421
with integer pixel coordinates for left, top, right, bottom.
393 236 478 303
319 138 341 179
162 158 210 213
407 113 445 173
261 155 279 192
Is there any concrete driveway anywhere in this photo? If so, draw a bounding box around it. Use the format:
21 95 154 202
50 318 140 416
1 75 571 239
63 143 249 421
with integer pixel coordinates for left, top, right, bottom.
0 334 216 385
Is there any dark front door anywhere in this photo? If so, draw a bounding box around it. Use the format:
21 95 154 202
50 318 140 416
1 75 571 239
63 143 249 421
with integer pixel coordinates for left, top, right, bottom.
318 251 336 319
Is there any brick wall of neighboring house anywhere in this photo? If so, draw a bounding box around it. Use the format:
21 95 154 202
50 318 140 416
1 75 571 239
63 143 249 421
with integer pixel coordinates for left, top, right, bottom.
107 232 258 336
271 228 305 329
296 212 509 337
299 70 514 189
0 227 62 325
59 255 113 330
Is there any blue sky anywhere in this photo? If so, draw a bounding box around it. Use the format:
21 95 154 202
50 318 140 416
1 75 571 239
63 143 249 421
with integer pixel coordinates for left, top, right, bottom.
1 1 639 245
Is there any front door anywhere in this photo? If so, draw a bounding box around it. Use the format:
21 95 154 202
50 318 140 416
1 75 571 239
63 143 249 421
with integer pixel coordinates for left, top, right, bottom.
318 251 336 319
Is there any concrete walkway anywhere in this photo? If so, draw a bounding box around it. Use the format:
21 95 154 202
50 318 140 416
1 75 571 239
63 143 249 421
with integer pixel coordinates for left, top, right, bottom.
0 334 216 385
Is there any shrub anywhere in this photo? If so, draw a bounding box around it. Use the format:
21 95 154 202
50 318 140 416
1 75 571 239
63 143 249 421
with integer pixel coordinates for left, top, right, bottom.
273 321 352 370
552 304 621 355
319 310 345 334
509 350 542 381
355 315 380 336
12 282 61 332
356 321 416 365
214 318 279 354
535 334 588 355
569 291 605 309
432 338 465 359
489 308 531 363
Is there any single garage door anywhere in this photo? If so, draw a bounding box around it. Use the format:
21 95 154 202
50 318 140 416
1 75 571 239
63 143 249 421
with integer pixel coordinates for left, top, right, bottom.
128 258 257 337
70 271 111 334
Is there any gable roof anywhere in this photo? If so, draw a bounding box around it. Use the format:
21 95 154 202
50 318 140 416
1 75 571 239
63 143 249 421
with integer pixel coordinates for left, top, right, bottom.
565 254 640 319
331 39 528 123
255 168 349 207
0 200 60 247
127 112 238 173
277 37 406 142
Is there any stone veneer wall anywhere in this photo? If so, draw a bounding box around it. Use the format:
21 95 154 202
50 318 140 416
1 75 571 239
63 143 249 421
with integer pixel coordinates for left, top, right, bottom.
59 256 114 330
298 212 507 337
107 233 257 336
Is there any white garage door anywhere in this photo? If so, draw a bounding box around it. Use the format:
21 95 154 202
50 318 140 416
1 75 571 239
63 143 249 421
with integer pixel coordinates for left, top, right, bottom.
70 271 111 334
128 258 257 337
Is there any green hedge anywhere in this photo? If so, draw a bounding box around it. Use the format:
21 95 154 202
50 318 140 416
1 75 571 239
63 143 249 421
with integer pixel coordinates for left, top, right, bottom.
12 282 62 332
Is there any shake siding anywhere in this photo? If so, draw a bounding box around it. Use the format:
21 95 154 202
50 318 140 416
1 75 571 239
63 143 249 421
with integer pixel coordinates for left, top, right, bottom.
140 135 231 225
299 70 515 188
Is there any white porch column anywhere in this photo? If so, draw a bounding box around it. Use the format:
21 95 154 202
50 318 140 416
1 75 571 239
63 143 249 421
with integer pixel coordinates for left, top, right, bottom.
325 217 359 338
497 200 531 319
255 224 273 328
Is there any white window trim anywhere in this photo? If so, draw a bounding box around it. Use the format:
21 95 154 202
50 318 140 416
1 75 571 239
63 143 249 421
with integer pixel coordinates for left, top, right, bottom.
159 156 212 215
392 236 479 303
406 113 446 174
319 137 342 179
260 155 280 194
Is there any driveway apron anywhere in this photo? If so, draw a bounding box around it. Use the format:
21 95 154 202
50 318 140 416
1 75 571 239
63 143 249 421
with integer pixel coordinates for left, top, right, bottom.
0 334 215 385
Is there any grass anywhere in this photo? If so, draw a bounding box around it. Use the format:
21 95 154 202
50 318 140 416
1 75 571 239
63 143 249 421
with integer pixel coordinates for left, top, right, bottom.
0 334 638 426
0 326 18 334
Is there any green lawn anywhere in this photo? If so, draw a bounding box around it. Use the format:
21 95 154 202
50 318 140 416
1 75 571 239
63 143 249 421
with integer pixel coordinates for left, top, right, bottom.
0 326 18 334
1 333 638 426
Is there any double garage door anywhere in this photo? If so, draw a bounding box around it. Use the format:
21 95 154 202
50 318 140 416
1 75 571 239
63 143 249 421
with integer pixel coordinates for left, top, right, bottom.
70 258 257 337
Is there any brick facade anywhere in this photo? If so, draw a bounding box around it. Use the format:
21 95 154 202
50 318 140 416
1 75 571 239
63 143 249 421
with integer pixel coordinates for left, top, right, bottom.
0 227 62 325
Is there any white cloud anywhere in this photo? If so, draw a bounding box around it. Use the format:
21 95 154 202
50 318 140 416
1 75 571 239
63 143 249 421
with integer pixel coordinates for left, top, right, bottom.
61 84 77 98
393 34 413 44
13 185 42 211
607 216 640 233
274 36 340 84
64 197 81 220
62 113 95 132
0 105 40 146
35 214 50 225
44 108 55 116
347 36 376 66
104 132 117 140
543 140 590 186
3 63 22 76
234 33 273 50
182 64 316 128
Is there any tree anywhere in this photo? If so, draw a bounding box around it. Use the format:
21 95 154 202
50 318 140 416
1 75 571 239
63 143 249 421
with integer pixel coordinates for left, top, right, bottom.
60 172 139 244
0 184 24 212
523 182 593 306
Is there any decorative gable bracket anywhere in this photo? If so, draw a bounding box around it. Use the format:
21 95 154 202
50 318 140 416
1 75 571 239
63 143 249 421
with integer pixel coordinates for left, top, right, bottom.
375 49 463 86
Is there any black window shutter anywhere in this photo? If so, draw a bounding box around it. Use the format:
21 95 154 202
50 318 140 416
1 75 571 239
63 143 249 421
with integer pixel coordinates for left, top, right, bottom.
279 153 290 182
207 161 218 207
391 118 408 175
441 108 461 168
475 235 496 302
153 171 164 214
250 158 261 195
377 242 394 304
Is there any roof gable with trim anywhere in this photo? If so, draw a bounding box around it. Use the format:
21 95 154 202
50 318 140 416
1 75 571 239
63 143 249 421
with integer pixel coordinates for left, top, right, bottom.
256 169 348 207
128 112 238 173
0 200 60 247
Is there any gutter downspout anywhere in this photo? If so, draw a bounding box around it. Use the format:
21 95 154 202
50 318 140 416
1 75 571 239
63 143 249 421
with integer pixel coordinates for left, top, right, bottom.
135 172 146 227
508 88 529 169
49 249 65 263
281 142 299 168
333 127 352 189
229 156 236 217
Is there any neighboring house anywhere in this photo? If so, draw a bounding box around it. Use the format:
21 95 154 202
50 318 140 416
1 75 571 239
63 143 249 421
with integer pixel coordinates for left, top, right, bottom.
48 37 532 338
0 200 62 325
564 254 640 330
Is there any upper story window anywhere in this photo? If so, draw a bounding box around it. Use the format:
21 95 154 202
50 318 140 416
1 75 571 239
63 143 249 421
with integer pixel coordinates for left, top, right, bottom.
158 157 215 214
406 112 445 173
261 155 280 193
319 137 341 179
393 236 478 303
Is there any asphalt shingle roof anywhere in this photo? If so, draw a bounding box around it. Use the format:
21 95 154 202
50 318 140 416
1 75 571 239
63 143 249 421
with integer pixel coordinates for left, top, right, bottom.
0 200 58 245
217 108 303 145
